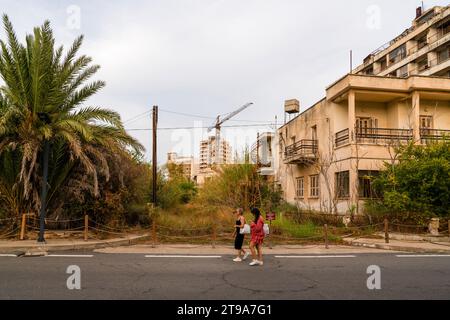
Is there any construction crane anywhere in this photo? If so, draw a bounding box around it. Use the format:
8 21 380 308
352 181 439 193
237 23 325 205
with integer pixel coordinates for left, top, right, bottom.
208 102 254 165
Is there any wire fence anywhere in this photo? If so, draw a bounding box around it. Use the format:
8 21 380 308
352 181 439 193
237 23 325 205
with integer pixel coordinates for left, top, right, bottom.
1 214 449 246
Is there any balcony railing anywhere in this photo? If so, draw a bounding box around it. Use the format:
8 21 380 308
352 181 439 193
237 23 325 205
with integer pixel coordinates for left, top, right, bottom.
284 140 318 165
335 129 349 147
420 128 450 144
356 127 413 144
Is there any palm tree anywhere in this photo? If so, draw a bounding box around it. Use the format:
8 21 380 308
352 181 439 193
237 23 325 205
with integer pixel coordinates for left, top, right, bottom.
0 15 143 242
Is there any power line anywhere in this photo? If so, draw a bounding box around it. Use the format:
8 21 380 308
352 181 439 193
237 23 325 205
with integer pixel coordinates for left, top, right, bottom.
126 123 281 131
123 110 152 125
158 108 273 123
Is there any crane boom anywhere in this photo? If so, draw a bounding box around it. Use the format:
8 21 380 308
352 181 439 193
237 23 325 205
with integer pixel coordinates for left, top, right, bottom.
207 102 254 165
208 102 254 132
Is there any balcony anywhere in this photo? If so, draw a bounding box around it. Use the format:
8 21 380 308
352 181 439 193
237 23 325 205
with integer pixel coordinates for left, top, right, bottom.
284 140 318 165
356 127 413 144
420 128 450 144
335 129 349 147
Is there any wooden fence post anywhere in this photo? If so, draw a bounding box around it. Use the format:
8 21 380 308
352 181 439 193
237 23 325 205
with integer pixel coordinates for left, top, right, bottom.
20 214 27 240
212 225 216 249
152 220 157 248
384 218 389 244
84 214 89 241
324 224 329 249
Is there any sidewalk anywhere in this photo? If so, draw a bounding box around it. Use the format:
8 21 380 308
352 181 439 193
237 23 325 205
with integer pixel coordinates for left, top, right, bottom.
0 234 149 254
94 244 394 255
343 237 450 254
1 234 450 255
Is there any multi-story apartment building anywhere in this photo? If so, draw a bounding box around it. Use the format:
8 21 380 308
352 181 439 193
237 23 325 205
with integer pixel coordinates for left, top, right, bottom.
196 136 232 185
354 5 450 78
167 152 195 181
278 6 450 215
199 136 232 171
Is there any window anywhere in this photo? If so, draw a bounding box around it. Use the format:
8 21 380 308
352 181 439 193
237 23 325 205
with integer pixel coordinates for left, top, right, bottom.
417 57 429 72
420 115 433 129
417 34 428 50
397 65 408 78
358 171 380 199
389 44 406 64
311 125 318 141
335 171 350 199
379 56 388 71
437 46 450 64
363 66 374 75
296 177 304 198
309 175 319 198
356 117 378 133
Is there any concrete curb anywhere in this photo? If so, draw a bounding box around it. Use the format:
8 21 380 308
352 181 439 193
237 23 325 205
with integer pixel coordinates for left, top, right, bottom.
0 234 150 253
345 239 450 254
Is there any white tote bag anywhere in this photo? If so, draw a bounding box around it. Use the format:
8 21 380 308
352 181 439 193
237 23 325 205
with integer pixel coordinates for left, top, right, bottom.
240 224 250 235
263 223 270 236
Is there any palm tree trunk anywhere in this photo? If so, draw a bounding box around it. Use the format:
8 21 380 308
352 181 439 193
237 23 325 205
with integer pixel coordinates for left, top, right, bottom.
37 140 50 243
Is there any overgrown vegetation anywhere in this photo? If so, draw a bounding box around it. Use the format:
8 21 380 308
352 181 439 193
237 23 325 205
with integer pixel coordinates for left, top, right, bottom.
366 141 450 224
0 15 144 225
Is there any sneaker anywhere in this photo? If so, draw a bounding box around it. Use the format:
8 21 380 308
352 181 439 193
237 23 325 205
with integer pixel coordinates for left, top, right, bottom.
258 260 264 266
242 252 250 261
249 260 260 266
233 257 242 262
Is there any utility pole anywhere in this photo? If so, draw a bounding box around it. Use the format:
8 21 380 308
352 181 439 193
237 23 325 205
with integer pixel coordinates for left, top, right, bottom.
152 106 158 206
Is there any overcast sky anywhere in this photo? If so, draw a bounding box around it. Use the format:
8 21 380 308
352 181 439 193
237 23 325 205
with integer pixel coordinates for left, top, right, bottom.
1 0 448 163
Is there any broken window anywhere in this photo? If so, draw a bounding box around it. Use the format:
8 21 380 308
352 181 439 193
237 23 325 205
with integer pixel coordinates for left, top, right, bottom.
335 171 350 199
358 171 380 199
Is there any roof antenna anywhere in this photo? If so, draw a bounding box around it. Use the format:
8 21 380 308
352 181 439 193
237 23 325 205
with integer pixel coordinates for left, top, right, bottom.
350 50 353 74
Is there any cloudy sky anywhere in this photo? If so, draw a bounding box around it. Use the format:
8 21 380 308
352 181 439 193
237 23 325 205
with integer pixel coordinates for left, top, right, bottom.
1 0 448 162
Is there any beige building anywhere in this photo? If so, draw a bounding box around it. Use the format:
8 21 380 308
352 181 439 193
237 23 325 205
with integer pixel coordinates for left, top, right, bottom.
278 6 450 215
167 152 195 181
196 136 232 185
278 75 450 215
199 136 232 170
354 5 450 78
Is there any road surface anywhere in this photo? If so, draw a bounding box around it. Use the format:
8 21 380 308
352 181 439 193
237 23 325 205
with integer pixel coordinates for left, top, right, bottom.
0 251 449 299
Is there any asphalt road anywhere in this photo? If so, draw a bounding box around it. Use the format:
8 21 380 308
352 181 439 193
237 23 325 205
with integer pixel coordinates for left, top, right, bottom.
0 251 449 299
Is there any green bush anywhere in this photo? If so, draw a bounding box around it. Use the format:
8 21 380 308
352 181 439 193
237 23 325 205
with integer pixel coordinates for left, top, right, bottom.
369 141 450 221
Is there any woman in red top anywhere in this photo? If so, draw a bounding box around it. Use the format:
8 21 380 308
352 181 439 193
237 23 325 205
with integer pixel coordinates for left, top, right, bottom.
249 207 265 266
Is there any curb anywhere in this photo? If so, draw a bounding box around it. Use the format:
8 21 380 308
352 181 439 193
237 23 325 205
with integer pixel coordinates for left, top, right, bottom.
0 234 150 253
345 240 450 254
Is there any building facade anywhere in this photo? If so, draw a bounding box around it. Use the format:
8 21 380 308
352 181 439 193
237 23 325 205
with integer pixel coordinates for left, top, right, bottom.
354 5 450 78
167 152 195 181
196 136 232 185
199 136 232 170
277 5 450 215
250 132 279 177
278 75 450 215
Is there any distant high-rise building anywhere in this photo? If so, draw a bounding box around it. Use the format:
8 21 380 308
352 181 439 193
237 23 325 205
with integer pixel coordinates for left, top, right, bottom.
199 136 232 171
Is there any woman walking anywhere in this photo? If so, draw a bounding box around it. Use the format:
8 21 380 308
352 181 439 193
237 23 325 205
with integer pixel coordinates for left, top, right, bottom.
249 207 265 266
232 208 250 262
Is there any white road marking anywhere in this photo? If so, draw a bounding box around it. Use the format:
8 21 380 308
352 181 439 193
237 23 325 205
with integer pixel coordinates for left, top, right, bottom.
145 255 222 259
0 254 17 257
275 255 357 259
396 254 450 258
46 254 94 258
